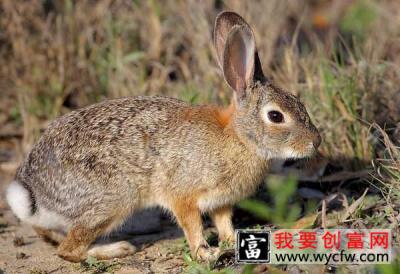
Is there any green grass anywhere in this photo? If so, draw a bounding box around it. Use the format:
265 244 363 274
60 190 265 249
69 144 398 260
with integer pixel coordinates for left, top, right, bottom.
238 176 305 228
183 253 236 274
80 256 121 274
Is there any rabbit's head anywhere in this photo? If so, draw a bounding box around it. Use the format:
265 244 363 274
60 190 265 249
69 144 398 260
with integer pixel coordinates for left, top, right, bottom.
214 12 321 160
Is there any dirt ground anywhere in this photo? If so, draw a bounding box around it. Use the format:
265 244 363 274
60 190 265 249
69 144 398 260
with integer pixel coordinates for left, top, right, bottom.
0 216 185 273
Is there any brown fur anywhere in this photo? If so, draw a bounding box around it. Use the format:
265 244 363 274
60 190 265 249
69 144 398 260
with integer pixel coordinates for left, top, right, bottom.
215 102 236 128
57 220 113 262
171 197 204 251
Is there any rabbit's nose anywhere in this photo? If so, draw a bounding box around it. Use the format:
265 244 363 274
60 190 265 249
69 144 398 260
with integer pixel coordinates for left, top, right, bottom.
313 133 321 149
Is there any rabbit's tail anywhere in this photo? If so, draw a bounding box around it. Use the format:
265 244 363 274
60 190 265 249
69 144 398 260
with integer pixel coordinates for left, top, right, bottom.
6 180 35 221
6 180 70 231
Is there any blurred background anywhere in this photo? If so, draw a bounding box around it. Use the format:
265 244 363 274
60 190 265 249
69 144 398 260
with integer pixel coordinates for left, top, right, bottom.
0 0 399 157
0 0 399 273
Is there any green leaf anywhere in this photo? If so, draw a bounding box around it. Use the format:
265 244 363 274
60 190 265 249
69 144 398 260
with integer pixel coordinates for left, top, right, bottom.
238 199 271 220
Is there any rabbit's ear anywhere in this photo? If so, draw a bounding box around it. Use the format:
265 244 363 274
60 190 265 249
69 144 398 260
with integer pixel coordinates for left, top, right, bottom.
222 25 256 98
214 11 265 84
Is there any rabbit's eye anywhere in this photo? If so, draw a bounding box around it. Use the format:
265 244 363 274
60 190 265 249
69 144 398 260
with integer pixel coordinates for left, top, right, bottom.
268 111 284 123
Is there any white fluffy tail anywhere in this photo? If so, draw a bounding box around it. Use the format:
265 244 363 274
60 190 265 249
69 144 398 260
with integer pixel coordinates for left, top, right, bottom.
6 181 33 221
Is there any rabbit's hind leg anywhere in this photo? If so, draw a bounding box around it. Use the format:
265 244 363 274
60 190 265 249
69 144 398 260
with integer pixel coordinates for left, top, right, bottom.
57 220 114 262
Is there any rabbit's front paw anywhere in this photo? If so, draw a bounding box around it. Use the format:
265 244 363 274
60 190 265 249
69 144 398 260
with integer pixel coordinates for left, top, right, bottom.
196 245 220 261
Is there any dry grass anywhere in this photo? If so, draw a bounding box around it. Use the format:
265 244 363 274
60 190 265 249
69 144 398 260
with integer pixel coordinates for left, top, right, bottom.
0 0 399 272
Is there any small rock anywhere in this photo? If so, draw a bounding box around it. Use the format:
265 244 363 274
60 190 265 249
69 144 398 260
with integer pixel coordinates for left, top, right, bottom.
16 252 27 259
13 236 25 247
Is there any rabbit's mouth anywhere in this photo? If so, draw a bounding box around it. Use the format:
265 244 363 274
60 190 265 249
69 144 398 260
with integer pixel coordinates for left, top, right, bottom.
278 143 316 160
255 146 315 161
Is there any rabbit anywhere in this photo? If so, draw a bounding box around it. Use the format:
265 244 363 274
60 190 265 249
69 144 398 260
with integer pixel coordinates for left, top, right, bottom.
6 11 321 262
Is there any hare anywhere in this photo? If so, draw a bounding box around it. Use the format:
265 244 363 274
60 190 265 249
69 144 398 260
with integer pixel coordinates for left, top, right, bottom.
6 11 320 262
